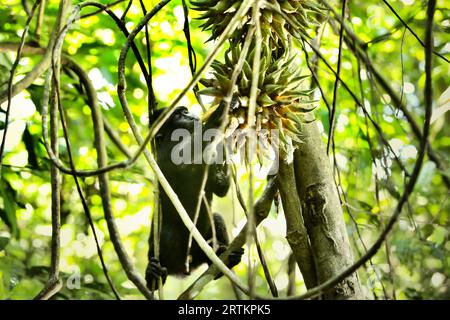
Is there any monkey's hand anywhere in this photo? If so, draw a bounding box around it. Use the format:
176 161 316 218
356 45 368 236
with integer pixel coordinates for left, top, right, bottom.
213 246 245 280
208 163 230 197
227 247 245 269
145 257 168 291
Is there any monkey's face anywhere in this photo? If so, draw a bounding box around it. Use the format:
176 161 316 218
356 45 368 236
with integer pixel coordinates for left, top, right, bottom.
154 106 200 151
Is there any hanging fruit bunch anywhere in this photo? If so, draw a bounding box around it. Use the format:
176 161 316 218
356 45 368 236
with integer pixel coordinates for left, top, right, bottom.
199 43 316 145
192 0 325 150
191 0 324 48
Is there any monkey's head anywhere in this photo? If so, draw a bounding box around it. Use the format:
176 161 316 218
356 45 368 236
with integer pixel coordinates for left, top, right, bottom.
151 106 199 140
150 106 203 165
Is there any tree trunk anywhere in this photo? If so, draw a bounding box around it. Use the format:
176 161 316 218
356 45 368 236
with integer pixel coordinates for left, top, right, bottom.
277 157 318 289
294 119 364 299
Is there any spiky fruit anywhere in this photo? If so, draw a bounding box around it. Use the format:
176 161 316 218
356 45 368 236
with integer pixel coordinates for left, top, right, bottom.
199 42 317 146
191 0 324 48
194 0 324 152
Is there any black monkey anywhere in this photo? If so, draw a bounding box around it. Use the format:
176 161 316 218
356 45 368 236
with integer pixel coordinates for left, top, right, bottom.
146 102 243 290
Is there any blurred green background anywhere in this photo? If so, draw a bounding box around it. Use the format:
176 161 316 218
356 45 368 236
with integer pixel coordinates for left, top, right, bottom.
0 0 448 299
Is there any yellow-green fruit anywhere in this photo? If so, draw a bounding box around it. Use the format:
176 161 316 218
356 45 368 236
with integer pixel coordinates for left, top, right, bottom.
191 0 324 47
194 0 323 149
199 44 317 145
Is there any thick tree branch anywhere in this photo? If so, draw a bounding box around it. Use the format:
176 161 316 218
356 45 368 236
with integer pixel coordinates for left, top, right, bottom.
277 157 318 289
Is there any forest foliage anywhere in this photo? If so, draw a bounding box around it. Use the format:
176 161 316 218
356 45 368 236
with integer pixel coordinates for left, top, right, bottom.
0 0 448 299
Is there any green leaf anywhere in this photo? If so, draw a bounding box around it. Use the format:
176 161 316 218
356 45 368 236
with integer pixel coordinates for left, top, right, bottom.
421 224 434 240
22 126 39 169
429 226 447 245
0 180 19 238
26 84 44 115
0 236 9 251
197 87 223 97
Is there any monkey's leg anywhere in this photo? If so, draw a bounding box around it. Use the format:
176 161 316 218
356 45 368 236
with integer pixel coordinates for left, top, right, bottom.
213 213 229 248
212 213 244 279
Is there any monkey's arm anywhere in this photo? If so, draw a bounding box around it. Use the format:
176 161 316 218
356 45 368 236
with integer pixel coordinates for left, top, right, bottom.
204 98 236 197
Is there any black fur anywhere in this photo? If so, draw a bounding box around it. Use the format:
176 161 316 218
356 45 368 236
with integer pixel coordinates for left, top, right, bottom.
146 104 243 290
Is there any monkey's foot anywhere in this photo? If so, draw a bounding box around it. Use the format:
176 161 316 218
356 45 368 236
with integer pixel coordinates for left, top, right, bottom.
145 257 168 291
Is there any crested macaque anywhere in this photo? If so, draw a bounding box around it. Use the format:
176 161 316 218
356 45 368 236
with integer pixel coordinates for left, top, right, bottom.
146 101 244 290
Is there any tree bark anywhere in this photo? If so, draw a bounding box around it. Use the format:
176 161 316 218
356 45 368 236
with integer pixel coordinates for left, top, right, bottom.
277 157 318 289
294 119 364 299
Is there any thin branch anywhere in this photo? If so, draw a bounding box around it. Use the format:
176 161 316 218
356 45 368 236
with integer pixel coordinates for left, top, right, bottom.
34 0 46 42
245 0 263 297
50 5 121 299
381 0 449 64
80 0 127 20
181 0 202 110
322 2 450 188
34 72 63 301
0 42 135 162
80 2 151 95
33 0 65 300
231 166 278 297
326 0 346 154
185 165 210 273
353 42 389 299
64 56 154 300
52 71 121 299
121 0 133 21
0 0 71 105
102 116 133 158
22 0 31 17
137 0 157 117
